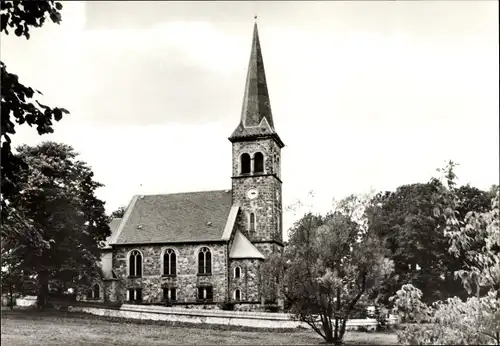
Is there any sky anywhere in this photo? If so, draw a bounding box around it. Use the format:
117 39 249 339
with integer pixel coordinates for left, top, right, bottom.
2 1 498 237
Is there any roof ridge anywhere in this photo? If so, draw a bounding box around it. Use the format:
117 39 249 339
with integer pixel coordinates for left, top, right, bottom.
137 189 232 198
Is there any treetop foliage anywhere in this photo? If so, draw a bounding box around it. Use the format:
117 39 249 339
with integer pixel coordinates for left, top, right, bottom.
1 1 68 218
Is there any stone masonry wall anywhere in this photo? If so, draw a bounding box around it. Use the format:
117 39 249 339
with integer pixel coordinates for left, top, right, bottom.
229 259 262 302
231 136 284 308
232 177 282 244
231 139 283 245
112 243 228 304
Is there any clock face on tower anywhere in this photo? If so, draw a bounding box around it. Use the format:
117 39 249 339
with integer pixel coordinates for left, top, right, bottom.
246 188 259 200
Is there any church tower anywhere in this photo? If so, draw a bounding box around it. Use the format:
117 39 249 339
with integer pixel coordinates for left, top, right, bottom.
229 21 285 259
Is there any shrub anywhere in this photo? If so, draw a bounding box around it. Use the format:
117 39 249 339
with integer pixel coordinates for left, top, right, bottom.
350 304 368 319
218 301 235 311
374 306 390 331
357 326 370 333
391 284 500 345
264 304 280 313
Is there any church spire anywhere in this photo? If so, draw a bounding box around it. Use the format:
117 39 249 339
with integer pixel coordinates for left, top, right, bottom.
229 20 284 148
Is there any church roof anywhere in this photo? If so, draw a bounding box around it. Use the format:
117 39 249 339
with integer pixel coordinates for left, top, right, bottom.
229 231 265 259
109 190 233 245
102 217 122 249
229 22 284 148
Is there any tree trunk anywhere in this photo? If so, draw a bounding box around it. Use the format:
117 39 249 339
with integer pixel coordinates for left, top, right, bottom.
333 287 341 344
9 283 14 311
338 319 347 343
36 271 49 311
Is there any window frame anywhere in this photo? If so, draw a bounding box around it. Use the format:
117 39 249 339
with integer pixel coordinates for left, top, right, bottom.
249 212 256 233
240 153 251 175
253 152 264 173
127 287 143 302
197 247 212 276
197 285 214 302
86 283 101 300
162 248 177 277
234 266 241 279
162 287 177 302
128 249 143 278
234 289 241 301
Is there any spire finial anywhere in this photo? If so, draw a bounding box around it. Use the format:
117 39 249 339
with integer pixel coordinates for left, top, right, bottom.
254 15 258 21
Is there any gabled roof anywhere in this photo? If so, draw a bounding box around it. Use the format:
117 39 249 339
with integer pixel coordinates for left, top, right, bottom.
229 231 265 259
229 22 284 148
110 190 233 245
102 218 122 249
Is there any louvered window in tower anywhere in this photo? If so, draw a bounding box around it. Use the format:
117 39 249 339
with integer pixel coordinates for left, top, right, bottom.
241 153 251 174
254 152 264 173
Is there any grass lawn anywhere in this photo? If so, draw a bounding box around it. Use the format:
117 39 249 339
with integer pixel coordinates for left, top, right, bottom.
1 309 398 345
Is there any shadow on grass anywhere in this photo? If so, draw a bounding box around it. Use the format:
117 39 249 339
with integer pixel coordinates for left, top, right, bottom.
1 307 304 334
2 307 399 345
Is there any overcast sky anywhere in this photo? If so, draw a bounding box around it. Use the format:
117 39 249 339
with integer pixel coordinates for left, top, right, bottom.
2 1 498 236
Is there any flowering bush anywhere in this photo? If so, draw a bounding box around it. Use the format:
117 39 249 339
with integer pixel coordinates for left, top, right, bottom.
392 284 499 345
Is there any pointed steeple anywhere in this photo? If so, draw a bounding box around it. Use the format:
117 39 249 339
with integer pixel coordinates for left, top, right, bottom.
229 20 284 148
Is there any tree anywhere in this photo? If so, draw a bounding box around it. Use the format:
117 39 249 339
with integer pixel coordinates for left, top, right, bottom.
110 206 126 219
2 142 110 309
366 179 492 304
1 1 68 221
277 195 394 344
390 162 500 345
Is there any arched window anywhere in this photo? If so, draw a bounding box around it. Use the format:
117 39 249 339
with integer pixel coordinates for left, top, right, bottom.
234 289 241 301
129 250 142 277
93 283 100 299
240 153 251 174
234 266 241 279
249 212 256 232
198 247 212 275
163 248 177 276
254 152 264 173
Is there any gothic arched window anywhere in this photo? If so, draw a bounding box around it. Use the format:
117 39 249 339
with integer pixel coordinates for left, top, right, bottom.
163 248 177 276
254 152 264 173
128 250 143 277
198 247 212 275
241 153 251 174
234 266 241 279
234 289 241 301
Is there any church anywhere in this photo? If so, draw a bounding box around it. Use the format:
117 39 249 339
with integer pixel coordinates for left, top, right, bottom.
83 22 285 310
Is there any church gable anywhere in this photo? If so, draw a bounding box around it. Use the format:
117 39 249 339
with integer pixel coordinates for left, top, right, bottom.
110 190 233 245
